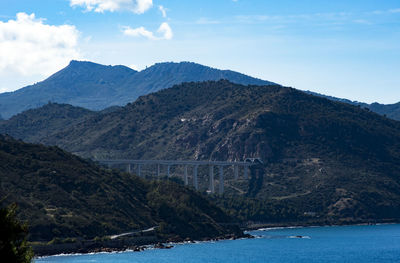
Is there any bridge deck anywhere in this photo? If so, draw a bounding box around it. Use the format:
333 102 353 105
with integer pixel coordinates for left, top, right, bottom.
97 159 253 166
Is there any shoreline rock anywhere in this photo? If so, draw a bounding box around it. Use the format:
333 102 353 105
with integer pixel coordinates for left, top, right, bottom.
33 232 249 258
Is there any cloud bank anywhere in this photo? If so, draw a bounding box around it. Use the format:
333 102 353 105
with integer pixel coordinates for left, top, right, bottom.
70 0 153 14
123 22 173 40
0 12 80 76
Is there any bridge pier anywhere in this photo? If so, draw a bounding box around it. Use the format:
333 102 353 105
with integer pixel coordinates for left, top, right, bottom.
244 166 249 179
98 159 261 192
126 164 131 173
194 165 199 190
234 165 238 180
209 165 214 193
219 166 224 194
184 165 188 185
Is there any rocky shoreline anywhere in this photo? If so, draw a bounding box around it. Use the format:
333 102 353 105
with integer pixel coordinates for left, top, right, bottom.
33 233 251 257
33 217 400 258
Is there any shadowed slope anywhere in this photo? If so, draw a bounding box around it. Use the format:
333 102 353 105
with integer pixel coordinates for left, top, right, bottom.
0 135 240 242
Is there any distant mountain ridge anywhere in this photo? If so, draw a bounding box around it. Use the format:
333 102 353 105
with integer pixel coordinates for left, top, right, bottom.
1 60 397 121
305 91 400 121
0 60 275 119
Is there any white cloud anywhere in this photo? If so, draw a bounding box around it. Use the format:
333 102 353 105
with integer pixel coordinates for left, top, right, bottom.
389 8 400 13
157 22 173 40
123 26 156 39
159 5 167 18
70 0 153 14
123 22 173 40
0 12 81 77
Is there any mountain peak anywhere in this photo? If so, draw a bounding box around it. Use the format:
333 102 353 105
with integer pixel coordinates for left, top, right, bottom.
65 60 136 73
138 61 276 87
68 59 92 66
0 60 275 119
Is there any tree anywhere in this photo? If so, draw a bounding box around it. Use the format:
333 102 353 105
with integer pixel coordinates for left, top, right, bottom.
0 203 33 263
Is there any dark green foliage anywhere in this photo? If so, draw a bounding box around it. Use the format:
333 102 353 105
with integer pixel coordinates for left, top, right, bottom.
1 80 400 224
0 203 33 263
0 103 95 143
0 135 239 242
210 196 303 223
0 61 274 119
146 181 240 238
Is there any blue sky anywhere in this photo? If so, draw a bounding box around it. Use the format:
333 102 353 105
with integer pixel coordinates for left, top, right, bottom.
0 0 399 103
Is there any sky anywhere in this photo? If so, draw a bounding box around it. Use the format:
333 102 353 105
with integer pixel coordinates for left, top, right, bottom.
0 0 399 104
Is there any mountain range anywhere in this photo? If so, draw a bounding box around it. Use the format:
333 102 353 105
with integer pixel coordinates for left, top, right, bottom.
305 91 400 121
0 60 398 121
0 61 273 119
2 80 400 224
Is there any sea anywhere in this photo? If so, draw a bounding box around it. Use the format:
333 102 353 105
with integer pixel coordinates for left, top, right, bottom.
35 224 400 263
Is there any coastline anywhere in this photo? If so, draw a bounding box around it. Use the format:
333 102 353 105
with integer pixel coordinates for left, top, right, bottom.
35 234 254 260
252 222 398 232
243 218 399 231
33 220 399 259
32 232 250 258
34 222 400 263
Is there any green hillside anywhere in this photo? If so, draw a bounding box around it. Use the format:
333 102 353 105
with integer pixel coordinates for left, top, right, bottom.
0 103 94 143
0 135 240 242
1 80 400 224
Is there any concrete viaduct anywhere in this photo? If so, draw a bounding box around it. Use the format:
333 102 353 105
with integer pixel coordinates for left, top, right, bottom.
98 158 262 194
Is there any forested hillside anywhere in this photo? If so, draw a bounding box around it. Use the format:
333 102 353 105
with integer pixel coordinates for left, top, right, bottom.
0 135 240 242
2 80 400 224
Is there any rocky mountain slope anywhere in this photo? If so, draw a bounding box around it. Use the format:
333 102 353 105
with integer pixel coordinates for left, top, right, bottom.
0 61 274 119
0 134 240 242
2 80 400 224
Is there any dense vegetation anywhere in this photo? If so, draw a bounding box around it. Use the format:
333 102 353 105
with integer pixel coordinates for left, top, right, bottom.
1 80 400 224
0 135 240 242
0 61 273 119
0 103 95 143
0 203 33 263
2 80 400 224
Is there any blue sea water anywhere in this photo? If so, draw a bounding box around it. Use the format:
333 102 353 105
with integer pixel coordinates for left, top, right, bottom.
35 224 400 263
